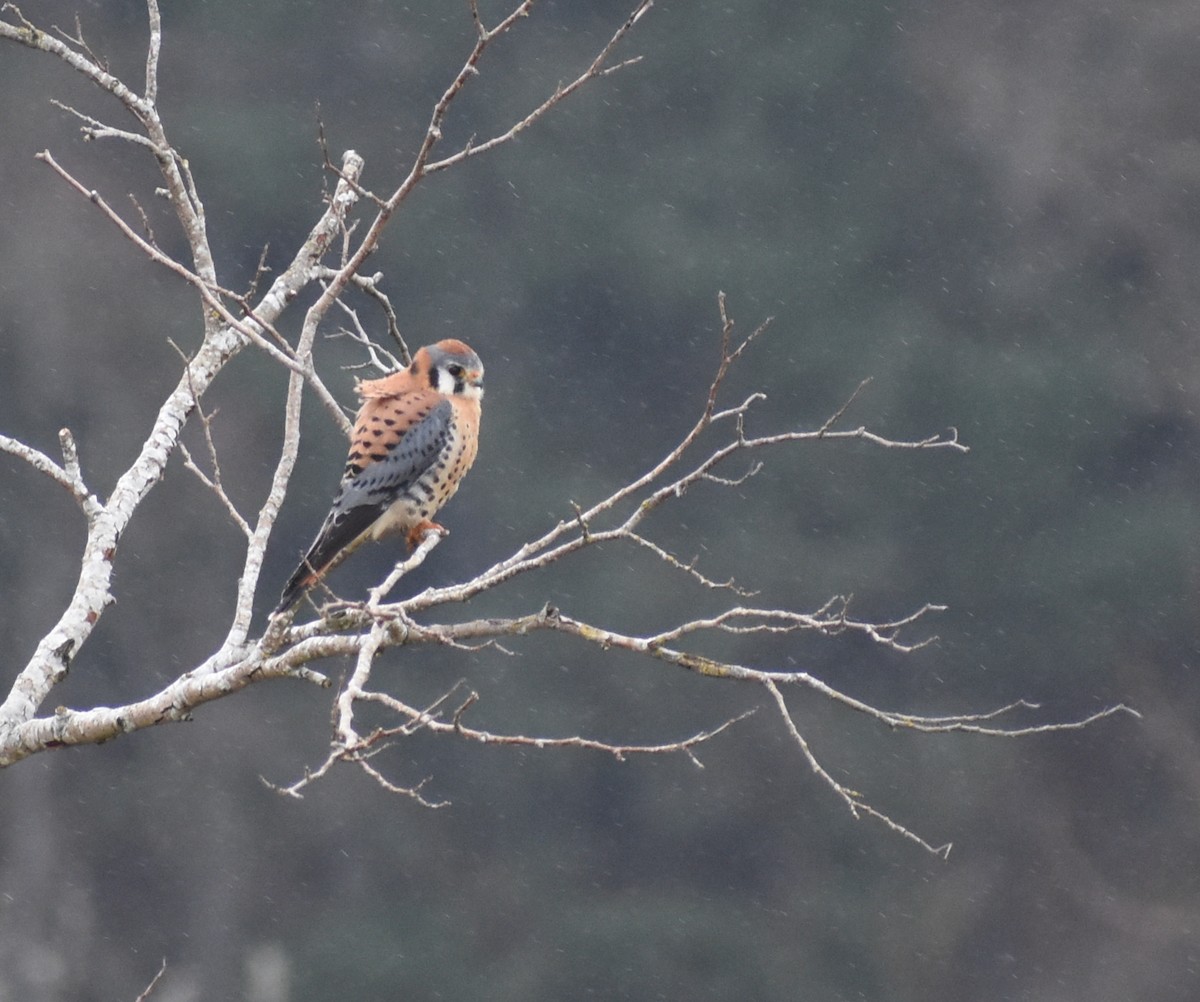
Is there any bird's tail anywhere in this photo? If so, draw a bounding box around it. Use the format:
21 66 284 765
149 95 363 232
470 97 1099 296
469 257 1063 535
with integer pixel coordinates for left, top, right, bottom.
272 524 371 616
272 503 380 617
273 534 339 616
273 563 321 617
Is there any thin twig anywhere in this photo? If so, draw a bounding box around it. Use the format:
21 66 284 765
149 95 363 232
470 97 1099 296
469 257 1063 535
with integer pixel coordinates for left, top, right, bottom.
427 0 654 172
0 432 96 515
816 377 873 436
320 278 406 373
169 339 252 538
763 678 952 857
133 957 168 1002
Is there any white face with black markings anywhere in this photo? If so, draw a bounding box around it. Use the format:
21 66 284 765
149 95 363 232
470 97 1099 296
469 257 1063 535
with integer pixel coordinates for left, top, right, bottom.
426 344 484 400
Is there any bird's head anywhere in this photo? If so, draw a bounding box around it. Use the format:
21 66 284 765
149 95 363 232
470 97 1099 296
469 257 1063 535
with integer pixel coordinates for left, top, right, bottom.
418 339 485 401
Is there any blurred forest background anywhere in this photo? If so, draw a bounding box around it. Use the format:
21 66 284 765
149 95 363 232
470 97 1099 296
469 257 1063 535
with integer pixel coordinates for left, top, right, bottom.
1 0 1198 999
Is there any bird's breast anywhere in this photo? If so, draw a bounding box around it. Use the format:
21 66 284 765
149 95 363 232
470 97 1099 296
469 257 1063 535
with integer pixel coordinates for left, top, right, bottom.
366 408 478 542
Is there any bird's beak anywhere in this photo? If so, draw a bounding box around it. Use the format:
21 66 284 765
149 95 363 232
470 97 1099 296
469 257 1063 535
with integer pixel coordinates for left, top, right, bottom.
467 369 484 388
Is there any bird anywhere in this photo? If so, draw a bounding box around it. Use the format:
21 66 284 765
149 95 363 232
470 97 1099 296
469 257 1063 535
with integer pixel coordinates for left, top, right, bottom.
273 338 484 615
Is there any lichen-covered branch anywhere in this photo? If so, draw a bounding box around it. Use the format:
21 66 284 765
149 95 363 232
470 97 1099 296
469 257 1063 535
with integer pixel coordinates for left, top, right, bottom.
0 1 1136 855
0 0 653 757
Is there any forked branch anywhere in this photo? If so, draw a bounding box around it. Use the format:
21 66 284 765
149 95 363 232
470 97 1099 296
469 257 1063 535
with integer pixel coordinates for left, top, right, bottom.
256 298 1133 853
0 2 1136 856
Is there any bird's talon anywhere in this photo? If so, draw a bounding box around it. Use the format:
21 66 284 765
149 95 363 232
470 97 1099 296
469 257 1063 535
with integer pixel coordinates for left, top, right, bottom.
407 520 448 551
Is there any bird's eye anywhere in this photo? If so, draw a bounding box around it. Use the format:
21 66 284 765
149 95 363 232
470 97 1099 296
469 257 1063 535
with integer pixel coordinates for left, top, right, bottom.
447 364 465 379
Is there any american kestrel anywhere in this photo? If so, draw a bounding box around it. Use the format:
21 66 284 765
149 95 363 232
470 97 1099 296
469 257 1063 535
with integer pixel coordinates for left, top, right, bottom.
274 339 484 614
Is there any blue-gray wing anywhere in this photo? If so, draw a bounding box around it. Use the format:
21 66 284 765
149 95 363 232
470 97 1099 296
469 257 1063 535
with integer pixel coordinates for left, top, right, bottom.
276 400 452 612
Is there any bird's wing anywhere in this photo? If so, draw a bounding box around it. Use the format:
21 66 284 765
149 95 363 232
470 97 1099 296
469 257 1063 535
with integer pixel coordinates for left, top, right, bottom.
276 400 453 612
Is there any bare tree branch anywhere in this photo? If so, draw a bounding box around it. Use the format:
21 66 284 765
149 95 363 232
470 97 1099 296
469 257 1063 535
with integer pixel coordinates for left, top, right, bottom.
0 430 97 514
762 677 953 857
0 1 1135 858
0 0 662 752
133 958 167 1002
170 340 253 539
426 0 654 173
